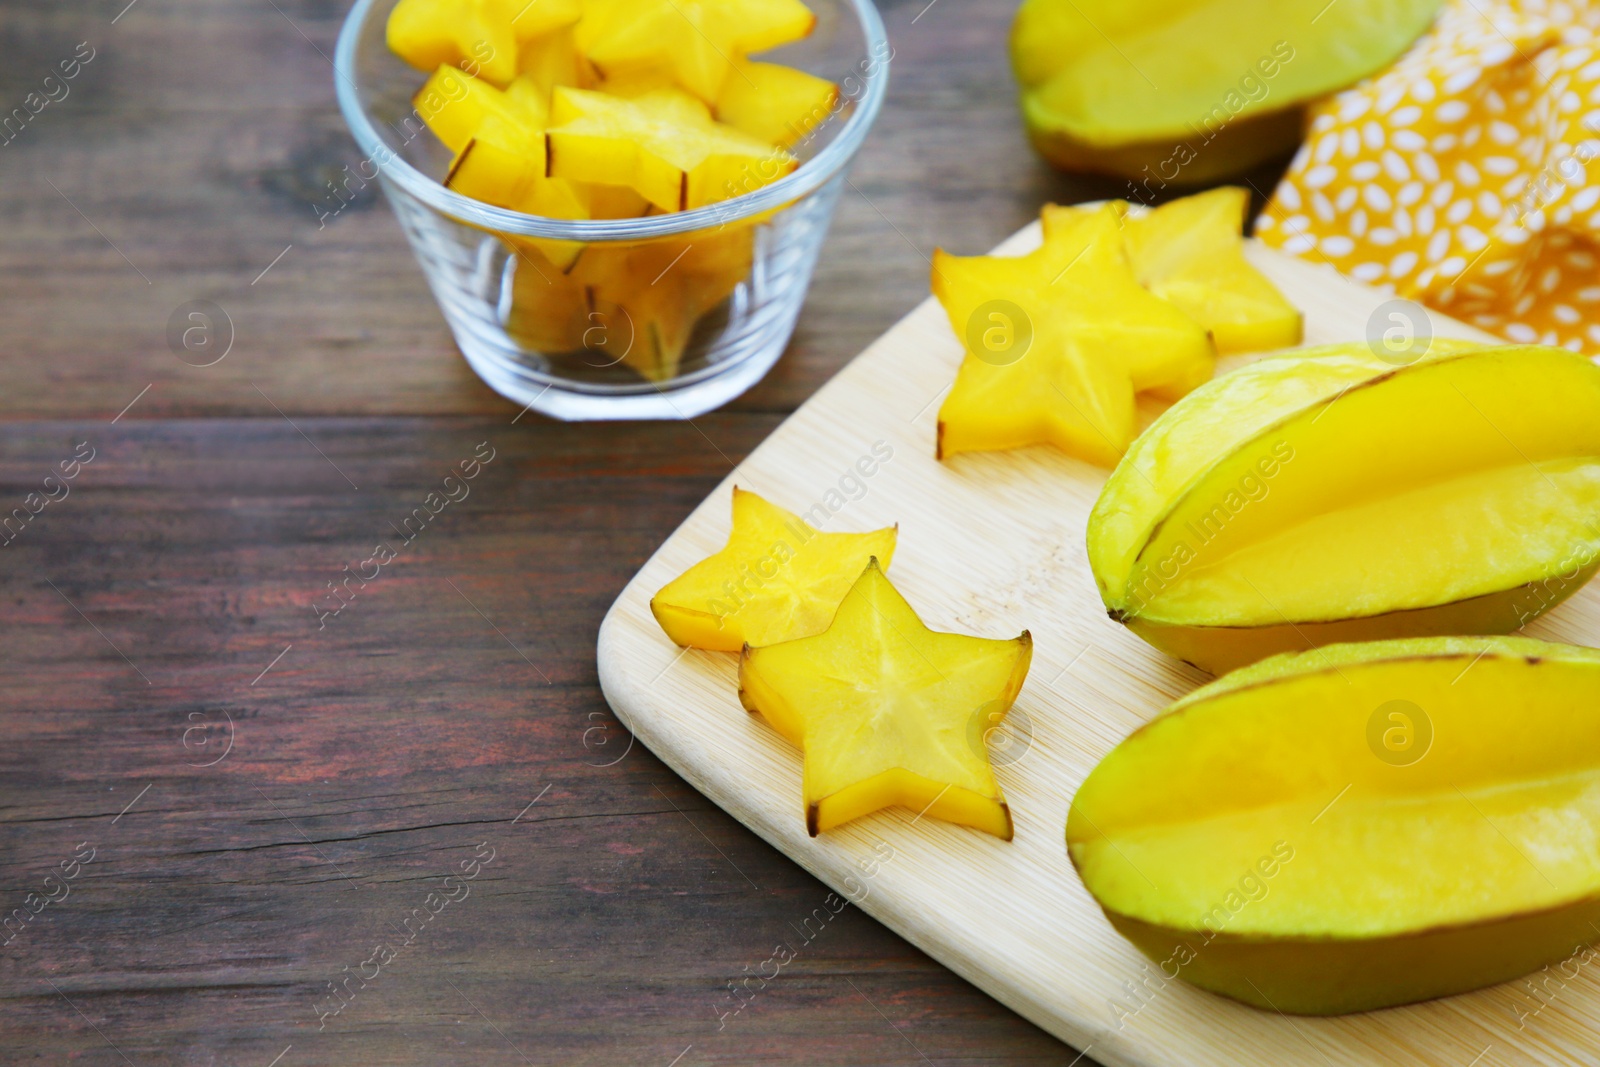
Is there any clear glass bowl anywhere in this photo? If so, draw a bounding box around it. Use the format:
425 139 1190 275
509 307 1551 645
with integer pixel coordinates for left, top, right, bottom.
334 0 890 420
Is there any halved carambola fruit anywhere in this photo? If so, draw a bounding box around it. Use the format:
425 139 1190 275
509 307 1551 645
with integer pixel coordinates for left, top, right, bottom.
1089 341 1600 674
546 88 796 212
1010 0 1442 181
1069 636 1600 1014
1045 189 1301 353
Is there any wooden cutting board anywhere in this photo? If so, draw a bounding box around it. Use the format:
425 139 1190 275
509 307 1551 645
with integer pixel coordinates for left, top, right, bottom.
596 223 1600 1067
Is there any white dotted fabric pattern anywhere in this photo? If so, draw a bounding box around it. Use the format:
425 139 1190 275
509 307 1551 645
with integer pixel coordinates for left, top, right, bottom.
1258 0 1600 352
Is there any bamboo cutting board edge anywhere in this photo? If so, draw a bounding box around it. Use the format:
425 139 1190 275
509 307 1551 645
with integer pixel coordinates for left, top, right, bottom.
596 224 1600 1066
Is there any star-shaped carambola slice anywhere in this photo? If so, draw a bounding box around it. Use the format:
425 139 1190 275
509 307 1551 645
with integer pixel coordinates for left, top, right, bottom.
933 203 1214 467
575 0 817 103
515 26 587 98
739 560 1032 838
413 65 542 155
1046 189 1302 354
714 61 838 148
651 489 897 651
388 0 581 87
545 88 795 212
426 73 590 269
597 60 838 149
446 127 590 270
573 227 755 380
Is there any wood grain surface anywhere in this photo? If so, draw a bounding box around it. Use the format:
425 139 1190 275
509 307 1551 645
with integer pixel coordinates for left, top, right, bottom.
0 0 1295 1064
600 229 1600 1067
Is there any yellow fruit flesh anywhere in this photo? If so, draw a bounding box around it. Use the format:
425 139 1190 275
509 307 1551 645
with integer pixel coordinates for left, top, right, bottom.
546 87 795 212
934 203 1214 466
505 266 587 352
598 57 836 149
499 224 754 376
515 27 589 96
414 65 538 154
739 560 1031 838
1010 0 1442 178
1090 340 1485 594
1091 342 1600 672
583 185 652 220
389 0 516 87
1069 637 1600 1014
389 0 582 86
1119 188 1301 353
445 117 548 201
576 0 816 102
396 2 811 380
650 488 896 651
714 61 838 147
568 226 755 379
439 102 590 269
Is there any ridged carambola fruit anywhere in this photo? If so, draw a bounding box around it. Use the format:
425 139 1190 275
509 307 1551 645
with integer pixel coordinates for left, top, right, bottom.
1069 636 1600 1015
1088 341 1600 674
1010 0 1442 183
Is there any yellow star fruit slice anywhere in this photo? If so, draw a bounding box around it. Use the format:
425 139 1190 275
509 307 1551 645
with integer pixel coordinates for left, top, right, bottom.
388 0 582 88
1121 189 1301 353
445 114 550 197
413 65 541 154
545 88 795 212
934 203 1215 466
583 186 652 220
501 227 753 373
651 489 897 651
1047 189 1302 354
575 0 817 103
598 60 838 148
445 122 591 269
739 559 1033 838
573 228 756 380
424 70 590 268
514 25 591 97
714 61 838 148
505 245 589 352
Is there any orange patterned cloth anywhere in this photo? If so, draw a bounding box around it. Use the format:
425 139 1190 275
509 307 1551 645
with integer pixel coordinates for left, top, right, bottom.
1257 0 1600 352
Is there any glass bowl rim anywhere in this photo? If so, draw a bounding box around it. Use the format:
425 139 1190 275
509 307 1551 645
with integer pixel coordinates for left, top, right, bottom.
333 0 890 241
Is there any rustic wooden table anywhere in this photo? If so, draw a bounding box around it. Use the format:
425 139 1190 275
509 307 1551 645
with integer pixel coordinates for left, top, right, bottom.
0 1 1287 1063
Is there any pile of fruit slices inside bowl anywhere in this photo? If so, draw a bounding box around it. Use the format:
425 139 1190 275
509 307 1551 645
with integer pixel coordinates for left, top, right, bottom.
385 0 841 381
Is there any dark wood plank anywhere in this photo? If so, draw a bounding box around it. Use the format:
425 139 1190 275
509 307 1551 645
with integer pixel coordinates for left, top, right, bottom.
0 416 1076 1064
